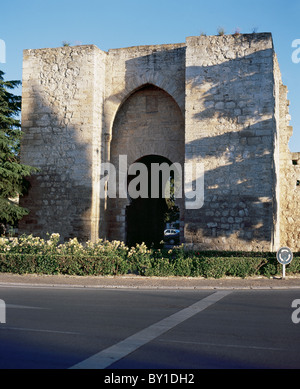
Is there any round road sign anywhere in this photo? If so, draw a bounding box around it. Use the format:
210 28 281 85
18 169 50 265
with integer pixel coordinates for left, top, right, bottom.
276 247 293 265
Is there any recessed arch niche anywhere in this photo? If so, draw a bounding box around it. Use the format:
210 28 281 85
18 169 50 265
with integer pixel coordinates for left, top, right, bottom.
106 84 185 246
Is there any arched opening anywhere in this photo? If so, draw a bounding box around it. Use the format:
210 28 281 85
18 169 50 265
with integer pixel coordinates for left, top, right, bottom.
126 155 180 248
107 83 185 246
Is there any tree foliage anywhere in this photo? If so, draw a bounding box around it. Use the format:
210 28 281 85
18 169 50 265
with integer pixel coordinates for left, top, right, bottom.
0 70 38 227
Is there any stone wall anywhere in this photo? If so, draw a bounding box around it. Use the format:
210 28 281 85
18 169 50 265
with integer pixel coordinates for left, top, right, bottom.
104 43 186 133
19 34 298 251
184 34 277 251
275 53 300 251
101 43 186 242
281 151 300 251
19 45 106 241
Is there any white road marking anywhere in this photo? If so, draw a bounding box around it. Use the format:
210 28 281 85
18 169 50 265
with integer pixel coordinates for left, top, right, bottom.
70 290 231 369
159 339 285 351
0 326 79 335
6 304 48 310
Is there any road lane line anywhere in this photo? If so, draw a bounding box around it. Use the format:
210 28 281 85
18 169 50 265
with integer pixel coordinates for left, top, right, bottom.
6 304 48 310
0 326 79 335
159 339 285 351
70 290 231 369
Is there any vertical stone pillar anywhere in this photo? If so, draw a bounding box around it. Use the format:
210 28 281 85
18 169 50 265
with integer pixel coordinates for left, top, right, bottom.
185 33 277 251
19 45 106 242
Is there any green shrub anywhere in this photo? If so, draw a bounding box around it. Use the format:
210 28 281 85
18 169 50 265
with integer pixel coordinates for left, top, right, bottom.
193 257 230 279
225 257 267 278
172 256 193 277
145 257 174 277
35 254 59 274
0 234 299 279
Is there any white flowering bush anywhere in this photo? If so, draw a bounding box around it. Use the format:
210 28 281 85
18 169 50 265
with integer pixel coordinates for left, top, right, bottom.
0 234 134 275
126 242 152 275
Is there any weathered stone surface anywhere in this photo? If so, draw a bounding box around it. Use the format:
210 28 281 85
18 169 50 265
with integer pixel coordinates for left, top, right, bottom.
19 33 299 252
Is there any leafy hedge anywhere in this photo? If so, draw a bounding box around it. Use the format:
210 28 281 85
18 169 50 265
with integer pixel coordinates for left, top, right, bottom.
0 234 299 279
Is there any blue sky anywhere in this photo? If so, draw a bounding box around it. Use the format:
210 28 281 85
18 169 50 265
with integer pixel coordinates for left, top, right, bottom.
1 0 300 151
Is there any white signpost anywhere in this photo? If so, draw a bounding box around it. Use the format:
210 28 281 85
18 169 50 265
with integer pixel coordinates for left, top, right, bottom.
276 247 293 279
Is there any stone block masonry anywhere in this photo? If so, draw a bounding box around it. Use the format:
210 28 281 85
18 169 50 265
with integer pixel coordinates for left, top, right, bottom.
19 33 300 252
20 45 106 241
185 34 276 251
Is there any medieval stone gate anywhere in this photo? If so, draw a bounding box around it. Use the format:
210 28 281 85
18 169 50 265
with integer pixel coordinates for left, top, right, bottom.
19 33 300 252
108 84 185 247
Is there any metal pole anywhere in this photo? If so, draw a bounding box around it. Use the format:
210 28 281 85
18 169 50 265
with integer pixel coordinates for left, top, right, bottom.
282 264 286 279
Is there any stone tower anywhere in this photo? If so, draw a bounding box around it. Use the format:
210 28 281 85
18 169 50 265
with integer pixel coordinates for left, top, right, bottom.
19 33 300 252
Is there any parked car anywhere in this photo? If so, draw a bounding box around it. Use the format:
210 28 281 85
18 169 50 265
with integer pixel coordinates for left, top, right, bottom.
164 228 180 245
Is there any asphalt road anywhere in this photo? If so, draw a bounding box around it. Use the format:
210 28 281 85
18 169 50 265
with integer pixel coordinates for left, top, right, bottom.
0 284 299 370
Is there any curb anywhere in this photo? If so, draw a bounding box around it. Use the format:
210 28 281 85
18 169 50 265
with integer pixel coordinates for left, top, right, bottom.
0 273 299 290
0 283 300 290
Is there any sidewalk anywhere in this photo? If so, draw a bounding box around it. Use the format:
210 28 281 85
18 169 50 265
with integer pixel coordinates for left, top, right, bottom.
0 272 299 289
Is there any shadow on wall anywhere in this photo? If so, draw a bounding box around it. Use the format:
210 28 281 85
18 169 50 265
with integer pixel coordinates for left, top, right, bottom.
105 46 186 128
19 42 281 250
104 48 186 246
19 85 93 242
106 84 185 246
103 44 278 250
184 48 278 249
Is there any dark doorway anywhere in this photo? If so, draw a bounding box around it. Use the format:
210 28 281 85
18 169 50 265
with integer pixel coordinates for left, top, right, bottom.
126 155 179 248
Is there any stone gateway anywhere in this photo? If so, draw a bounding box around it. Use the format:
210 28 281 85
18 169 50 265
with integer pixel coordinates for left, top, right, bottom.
19 33 300 252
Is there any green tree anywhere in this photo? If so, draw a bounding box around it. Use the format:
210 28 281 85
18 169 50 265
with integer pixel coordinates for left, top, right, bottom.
164 175 180 225
0 70 37 231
